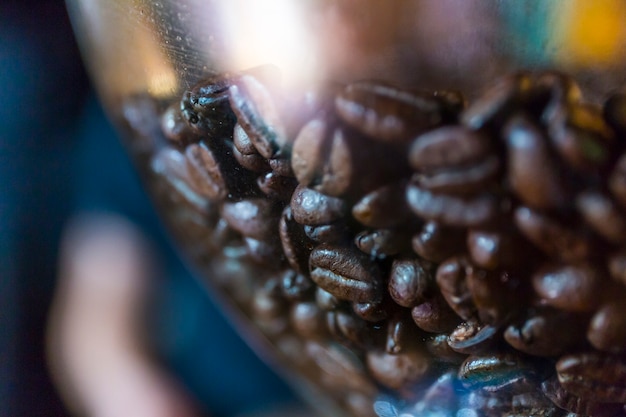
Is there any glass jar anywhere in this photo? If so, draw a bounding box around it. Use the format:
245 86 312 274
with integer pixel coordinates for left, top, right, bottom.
65 1 626 416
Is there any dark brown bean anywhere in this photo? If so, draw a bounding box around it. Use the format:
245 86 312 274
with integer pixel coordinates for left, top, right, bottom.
366 348 430 390
466 267 521 324
413 155 500 196
268 157 295 177
548 103 615 172
504 308 588 357
557 352 626 403
290 301 328 340
587 302 626 353
220 199 280 240
448 320 500 355
335 81 444 142
542 375 625 416
309 243 383 303
532 263 604 312
424 333 466 363
504 115 571 210
388 258 432 308
608 250 626 286
257 171 298 201
228 73 288 159
411 295 461 333
327 309 373 348
251 278 289 334
279 269 314 301
412 371 458 415
352 300 390 323
315 287 340 311
354 229 406 259
576 191 626 245
510 390 562 417
436 256 477 320
351 182 411 229
278 206 314 274
458 352 543 393
290 185 347 225
161 103 194 144
412 221 467 263
232 145 271 172
467 228 529 270
531 70 583 122
514 206 595 263
243 236 284 267
185 142 234 201
303 223 350 244
406 183 499 227
461 72 533 129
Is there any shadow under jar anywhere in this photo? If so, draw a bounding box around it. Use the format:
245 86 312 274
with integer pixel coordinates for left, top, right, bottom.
66 0 626 416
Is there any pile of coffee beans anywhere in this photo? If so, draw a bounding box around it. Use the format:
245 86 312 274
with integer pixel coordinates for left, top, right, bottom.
122 67 626 417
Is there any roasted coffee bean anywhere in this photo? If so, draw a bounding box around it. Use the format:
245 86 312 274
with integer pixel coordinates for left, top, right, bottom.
504 308 588 357
352 299 390 323
233 122 258 155
424 333 466 363
609 153 626 209
532 263 604 312
290 185 347 225
530 70 583 122
412 371 459 416
349 394 379 417
279 269 314 301
327 309 374 348
557 352 626 404
354 229 406 259
181 73 237 137
291 117 330 189
352 182 411 229
388 258 432 308
290 301 328 340
335 81 444 143
458 352 543 393
460 391 514 417
309 243 383 303
436 256 477 320
232 144 272 172
243 236 284 267
448 320 500 355
412 155 500 196
366 348 431 390
461 72 533 129
305 341 376 395
251 278 289 334
576 191 626 245
467 228 532 270
514 206 595 263
315 286 341 311
466 267 522 324
542 375 626 416
587 302 626 353
303 222 350 244
504 115 571 210
608 250 626 286
411 295 461 333
151 147 210 214
548 103 615 173
268 157 295 177
278 206 314 274
385 313 421 354
228 72 289 159
406 183 499 227
220 198 280 240
185 142 231 201
412 221 466 263
510 390 563 417
161 103 194 144
257 171 298 201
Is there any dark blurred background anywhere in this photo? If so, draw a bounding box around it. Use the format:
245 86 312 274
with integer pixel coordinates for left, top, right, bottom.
0 0 299 415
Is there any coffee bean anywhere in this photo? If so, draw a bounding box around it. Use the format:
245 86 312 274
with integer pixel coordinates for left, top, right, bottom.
413 155 501 196
608 251 626 286
290 185 347 225
232 144 272 172
504 115 571 210
406 183 499 227
424 333 466 363
352 181 411 229
181 73 237 137
412 221 467 263
290 301 328 340
220 198 280 240
542 375 625 416
251 278 289 334
315 286 341 311
576 191 626 245
229 73 289 159
185 142 231 201
461 72 533 130
309 243 383 303
388 258 432 308
448 320 500 355
530 70 583 122
412 371 459 415
303 223 350 244
510 390 562 417
278 206 314 274
257 171 298 201
458 352 543 393
466 267 523 324
557 352 626 403
161 103 194 144
532 263 604 312
233 122 258 155
279 269 314 301
514 206 595 263
385 313 421 354
366 348 431 390
504 308 588 357
411 295 461 333
467 228 529 270
604 93 626 138
609 154 626 209
436 256 477 320
352 299 390 323
548 103 615 173
243 236 284 267
335 81 444 143
354 228 406 259
327 309 375 349
587 302 626 353
268 157 295 177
